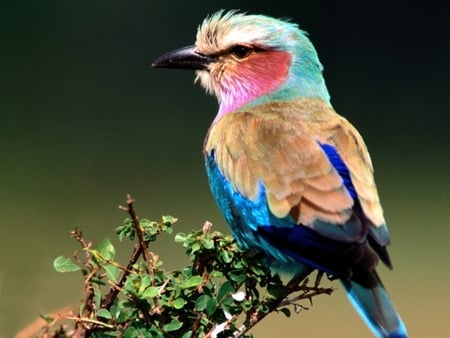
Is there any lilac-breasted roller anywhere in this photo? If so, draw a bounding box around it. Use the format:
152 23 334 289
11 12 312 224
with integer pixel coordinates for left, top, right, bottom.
152 10 407 338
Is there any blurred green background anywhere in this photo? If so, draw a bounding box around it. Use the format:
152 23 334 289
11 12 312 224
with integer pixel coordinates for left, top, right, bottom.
1 1 449 337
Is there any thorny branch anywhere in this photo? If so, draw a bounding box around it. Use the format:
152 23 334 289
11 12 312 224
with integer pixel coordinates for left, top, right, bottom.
102 194 143 309
18 195 334 338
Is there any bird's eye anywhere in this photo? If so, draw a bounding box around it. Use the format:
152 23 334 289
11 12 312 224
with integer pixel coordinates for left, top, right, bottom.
230 45 252 59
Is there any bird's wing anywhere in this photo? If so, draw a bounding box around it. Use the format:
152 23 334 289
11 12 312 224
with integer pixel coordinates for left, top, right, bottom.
204 99 386 236
329 116 385 227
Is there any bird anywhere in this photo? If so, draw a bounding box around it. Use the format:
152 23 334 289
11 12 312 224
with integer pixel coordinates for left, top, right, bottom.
152 10 408 338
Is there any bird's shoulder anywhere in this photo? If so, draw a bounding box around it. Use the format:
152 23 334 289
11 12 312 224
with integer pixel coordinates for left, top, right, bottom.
204 98 337 151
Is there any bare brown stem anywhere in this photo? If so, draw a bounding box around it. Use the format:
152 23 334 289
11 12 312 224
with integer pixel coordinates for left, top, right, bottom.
101 194 146 309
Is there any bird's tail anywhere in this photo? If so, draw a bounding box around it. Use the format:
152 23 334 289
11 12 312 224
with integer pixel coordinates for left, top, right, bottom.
341 271 408 338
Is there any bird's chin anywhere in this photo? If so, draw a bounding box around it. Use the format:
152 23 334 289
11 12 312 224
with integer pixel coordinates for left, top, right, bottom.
195 70 218 98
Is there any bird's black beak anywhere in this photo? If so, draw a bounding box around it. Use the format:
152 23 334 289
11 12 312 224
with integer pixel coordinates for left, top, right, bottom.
151 45 215 70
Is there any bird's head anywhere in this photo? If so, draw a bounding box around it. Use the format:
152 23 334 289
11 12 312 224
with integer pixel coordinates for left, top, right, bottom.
153 10 330 118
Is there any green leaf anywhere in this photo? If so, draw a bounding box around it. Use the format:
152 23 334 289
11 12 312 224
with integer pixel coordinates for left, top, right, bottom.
182 275 203 289
267 283 286 298
103 264 120 282
190 242 201 254
163 319 183 332
233 260 244 269
172 298 186 309
53 256 81 273
241 300 253 311
124 277 135 293
138 274 152 294
280 307 291 318
91 331 115 338
174 232 186 243
195 294 217 316
141 286 159 298
93 286 102 309
229 270 246 283
259 302 270 313
115 301 132 323
181 331 193 338
195 294 211 312
216 281 234 302
97 308 112 319
205 297 217 316
163 226 173 234
97 238 115 260
123 327 138 338
219 250 232 263
162 215 177 224
139 218 151 228
202 237 215 249
212 271 224 278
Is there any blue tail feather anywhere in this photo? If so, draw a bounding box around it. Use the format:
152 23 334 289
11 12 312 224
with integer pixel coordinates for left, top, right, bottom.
342 272 408 338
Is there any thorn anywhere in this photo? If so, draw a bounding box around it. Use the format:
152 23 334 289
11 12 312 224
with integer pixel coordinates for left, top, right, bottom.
294 303 307 313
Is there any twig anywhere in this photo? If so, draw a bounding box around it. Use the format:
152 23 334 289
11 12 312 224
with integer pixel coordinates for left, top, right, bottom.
102 194 161 315
101 242 142 309
190 312 203 338
65 316 115 329
101 194 146 309
314 270 324 288
71 229 93 263
120 194 150 263
278 286 334 308
122 194 161 314
90 250 134 274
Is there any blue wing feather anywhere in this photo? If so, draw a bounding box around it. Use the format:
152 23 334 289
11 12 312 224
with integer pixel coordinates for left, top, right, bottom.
319 142 357 200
